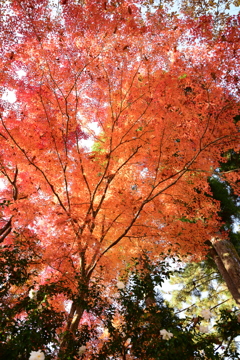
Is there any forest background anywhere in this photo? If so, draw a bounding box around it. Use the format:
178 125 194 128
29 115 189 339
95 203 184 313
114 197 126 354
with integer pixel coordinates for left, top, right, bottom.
0 0 239 359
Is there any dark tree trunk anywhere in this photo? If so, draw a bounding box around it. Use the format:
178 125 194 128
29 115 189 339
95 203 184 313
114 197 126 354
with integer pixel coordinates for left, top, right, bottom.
210 239 240 306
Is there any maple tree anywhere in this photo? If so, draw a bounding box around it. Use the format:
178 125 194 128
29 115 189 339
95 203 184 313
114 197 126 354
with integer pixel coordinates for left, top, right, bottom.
0 0 239 350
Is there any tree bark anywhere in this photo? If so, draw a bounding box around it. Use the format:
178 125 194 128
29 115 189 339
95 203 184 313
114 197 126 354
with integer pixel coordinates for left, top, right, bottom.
59 282 88 355
0 218 12 243
59 301 85 354
210 239 240 306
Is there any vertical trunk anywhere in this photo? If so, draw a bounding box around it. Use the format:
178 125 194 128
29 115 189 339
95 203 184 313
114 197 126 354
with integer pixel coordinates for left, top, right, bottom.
59 252 89 354
68 304 85 333
59 301 86 353
59 276 88 354
210 239 240 306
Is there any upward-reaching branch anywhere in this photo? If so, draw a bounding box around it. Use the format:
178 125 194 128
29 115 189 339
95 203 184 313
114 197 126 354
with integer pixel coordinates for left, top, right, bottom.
0 0 239 338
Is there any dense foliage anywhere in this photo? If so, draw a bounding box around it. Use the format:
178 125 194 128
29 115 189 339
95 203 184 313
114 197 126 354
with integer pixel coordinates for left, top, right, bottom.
1 251 240 359
0 0 239 357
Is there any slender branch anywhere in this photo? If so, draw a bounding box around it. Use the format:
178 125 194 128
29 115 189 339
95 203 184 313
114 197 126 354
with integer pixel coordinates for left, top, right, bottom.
0 218 12 243
210 298 231 311
175 303 196 315
0 115 68 214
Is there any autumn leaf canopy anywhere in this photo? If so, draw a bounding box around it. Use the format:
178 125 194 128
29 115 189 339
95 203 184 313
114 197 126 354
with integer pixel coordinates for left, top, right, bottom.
0 0 239 286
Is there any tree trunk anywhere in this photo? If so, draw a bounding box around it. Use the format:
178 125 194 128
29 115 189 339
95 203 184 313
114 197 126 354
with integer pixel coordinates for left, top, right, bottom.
59 292 87 354
210 239 240 306
59 302 85 354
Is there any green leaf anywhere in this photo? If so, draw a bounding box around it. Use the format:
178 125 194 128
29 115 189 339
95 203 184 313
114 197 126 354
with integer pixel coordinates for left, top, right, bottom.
178 74 187 79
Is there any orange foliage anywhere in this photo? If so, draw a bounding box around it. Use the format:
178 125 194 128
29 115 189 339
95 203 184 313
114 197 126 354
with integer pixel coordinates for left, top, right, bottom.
0 0 239 326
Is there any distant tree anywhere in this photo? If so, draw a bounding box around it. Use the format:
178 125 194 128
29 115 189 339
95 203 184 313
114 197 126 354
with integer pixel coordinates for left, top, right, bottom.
168 149 240 318
143 0 240 30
